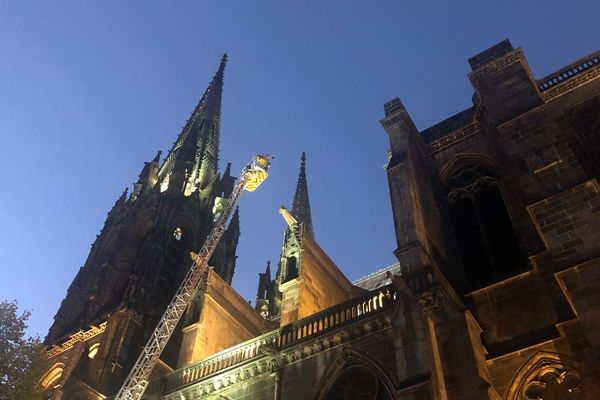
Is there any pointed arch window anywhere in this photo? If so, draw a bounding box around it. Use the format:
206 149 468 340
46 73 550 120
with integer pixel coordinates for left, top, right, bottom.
445 162 527 290
282 256 298 283
324 365 394 400
88 342 100 359
40 363 64 390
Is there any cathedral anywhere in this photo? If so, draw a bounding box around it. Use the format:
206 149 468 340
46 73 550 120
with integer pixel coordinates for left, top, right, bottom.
40 40 600 399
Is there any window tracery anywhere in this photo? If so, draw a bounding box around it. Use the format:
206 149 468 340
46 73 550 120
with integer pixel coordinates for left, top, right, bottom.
523 366 582 399
324 365 393 400
445 162 527 289
506 352 583 400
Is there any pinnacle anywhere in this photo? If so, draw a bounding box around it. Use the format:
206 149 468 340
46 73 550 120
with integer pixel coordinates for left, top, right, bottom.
117 187 129 203
157 55 227 189
291 152 313 235
224 162 232 177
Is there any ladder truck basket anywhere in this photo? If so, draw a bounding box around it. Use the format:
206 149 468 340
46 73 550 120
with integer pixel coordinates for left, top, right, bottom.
244 154 271 192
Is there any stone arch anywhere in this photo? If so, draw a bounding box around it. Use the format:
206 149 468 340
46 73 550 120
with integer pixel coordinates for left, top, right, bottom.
439 152 528 290
313 349 397 400
439 152 497 185
87 342 100 359
40 362 65 390
505 351 582 400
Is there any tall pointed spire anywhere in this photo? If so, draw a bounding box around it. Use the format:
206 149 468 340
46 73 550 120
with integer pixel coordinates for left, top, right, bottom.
158 54 227 195
290 152 313 235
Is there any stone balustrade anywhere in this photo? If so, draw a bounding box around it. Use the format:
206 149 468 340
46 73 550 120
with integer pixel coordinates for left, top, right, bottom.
165 329 280 391
163 284 399 391
279 284 398 348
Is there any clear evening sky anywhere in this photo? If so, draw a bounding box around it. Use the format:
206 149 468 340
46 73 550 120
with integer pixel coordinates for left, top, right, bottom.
1 1 599 337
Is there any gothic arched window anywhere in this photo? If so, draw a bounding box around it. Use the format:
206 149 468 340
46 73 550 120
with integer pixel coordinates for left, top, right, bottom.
88 342 100 359
283 256 298 282
40 363 64 390
324 365 394 400
446 162 527 290
505 352 583 400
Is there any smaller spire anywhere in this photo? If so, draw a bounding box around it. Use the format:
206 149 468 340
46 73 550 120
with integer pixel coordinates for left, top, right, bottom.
112 187 129 210
152 150 161 163
118 187 128 202
223 162 232 178
291 152 313 235
103 188 128 230
256 260 272 301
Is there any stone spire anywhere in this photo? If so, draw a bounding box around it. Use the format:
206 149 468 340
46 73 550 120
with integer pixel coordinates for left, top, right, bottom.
290 152 313 235
256 261 272 300
158 54 227 196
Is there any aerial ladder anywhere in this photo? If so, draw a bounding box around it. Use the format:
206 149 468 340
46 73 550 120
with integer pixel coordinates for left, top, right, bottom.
114 154 272 400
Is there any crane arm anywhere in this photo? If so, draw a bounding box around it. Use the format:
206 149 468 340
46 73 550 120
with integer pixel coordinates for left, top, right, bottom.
115 154 271 400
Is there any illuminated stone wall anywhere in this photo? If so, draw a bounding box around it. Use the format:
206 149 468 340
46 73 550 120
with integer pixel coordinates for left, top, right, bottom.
382 40 600 399
42 57 242 400
178 269 274 367
280 232 360 326
148 40 600 400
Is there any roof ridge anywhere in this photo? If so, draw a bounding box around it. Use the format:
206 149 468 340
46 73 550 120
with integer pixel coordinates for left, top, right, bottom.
352 262 400 285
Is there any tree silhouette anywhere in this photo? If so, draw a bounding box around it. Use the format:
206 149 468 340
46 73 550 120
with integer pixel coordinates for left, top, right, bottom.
0 300 47 400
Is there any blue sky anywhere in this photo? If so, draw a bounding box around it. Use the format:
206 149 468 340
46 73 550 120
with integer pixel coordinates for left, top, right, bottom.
0 1 599 337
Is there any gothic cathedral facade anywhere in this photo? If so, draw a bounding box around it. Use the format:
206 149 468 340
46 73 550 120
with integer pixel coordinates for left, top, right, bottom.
41 41 600 400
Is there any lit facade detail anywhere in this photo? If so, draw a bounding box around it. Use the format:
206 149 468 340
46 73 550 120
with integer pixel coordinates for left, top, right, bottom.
42 43 600 400
40 363 64 390
88 343 100 359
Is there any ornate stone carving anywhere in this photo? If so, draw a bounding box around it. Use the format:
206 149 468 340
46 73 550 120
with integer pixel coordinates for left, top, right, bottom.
46 321 108 358
524 366 582 400
418 288 445 310
506 352 584 400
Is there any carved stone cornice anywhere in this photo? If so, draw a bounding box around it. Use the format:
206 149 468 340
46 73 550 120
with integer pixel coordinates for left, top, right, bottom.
46 322 108 358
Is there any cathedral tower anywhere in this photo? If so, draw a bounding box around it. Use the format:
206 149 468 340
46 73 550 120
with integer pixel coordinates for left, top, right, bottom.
41 56 241 399
255 153 358 324
255 152 314 319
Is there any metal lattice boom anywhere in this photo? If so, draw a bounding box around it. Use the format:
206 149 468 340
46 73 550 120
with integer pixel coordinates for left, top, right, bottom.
115 154 271 400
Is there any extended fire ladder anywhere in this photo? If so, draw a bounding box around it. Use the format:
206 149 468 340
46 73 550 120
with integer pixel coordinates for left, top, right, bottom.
115 154 272 400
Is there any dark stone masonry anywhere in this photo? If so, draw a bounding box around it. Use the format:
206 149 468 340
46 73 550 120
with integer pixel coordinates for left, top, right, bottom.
41 41 600 400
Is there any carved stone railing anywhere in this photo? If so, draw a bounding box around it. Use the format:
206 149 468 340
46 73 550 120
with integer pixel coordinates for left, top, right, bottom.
164 329 280 391
537 51 600 99
279 284 398 348
163 284 399 392
46 322 107 358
